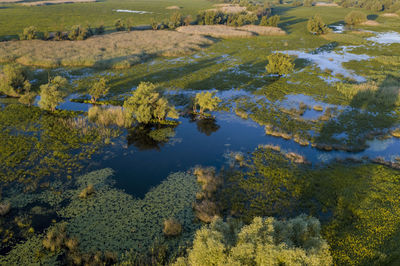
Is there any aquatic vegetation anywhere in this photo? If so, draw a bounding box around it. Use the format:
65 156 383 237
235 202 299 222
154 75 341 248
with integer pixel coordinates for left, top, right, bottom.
174 215 332 266
78 184 95 199
0 202 11 216
57 169 200 261
88 106 129 128
163 218 183 237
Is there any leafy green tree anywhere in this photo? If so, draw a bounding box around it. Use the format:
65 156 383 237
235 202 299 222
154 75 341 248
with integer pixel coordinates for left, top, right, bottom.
123 82 179 124
193 91 221 115
0 64 31 97
69 25 93 41
38 76 68 112
266 53 294 77
20 26 39 40
307 14 330 35
260 15 280 27
345 11 367 25
88 77 109 103
174 215 332 266
18 84 36 106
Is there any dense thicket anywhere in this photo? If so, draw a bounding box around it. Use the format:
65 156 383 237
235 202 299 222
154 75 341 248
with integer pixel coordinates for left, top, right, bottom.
335 0 400 12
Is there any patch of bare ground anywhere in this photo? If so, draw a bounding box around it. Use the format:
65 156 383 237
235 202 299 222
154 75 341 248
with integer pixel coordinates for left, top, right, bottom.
0 30 213 69
381 13 399 18
176 25 285 38
19 0 95 5
207 4 247 14
315 2 339 7
166 5 181 10
360 20 380 26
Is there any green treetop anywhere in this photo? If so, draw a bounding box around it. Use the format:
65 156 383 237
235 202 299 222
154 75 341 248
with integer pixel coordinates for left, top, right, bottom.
266 53 294 77
307 14 330 35
0 64 31 97
88 77 109 103
38 76 68 112
193 91 221 115
123 82 179 124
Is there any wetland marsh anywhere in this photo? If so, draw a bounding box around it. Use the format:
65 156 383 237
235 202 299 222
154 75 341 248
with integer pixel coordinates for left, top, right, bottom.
1 0 400 265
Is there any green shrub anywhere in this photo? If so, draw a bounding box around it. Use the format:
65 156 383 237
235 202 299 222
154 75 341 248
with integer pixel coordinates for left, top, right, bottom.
95 25 105 35
0 64 31 97
345 11 367 25
197 10 226 25
20 26 39 40
259 15 280 27
88 77 109 103
168 12 184 29
307 14 330 35
304 0 314 7
193 91 221 115
38 76 68 112
123 82 179 124
174 215 332 265
163 218 182 236
114 19 125 31
266 53 294 77
69 25 93 41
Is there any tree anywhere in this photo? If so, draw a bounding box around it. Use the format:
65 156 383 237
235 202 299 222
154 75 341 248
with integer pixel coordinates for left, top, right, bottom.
266 53 294 77
260 15 280 27
20 26 39 40
0 64 31 97
88 77 109 103
307 14 330 35
193 91 221 115
123 82 179 124
304 0 314 7
38 76 68 112
345 11 367 25
18 83 36 106
173 215 332 266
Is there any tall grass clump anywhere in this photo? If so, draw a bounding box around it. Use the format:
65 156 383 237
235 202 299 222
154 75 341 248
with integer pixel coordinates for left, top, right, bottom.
88 106 129 127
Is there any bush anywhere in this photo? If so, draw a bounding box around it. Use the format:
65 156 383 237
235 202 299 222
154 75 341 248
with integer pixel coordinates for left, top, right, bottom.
38 76 68 112
345 11 367 25
95 25 105 35
114 19 125 31
163 218 182 236
0 64 31 97
304 0 314 7
193 92 221 115
88 106 129 127
227 13 258 27
174 215 332 266
307 14 330 35
259 15 280 27
69 25 93 41
266 53 294 77
168 12 184 29
197 10 226 25
123 82 179 124
79 184 95 199
88 77 109 103
20 26 39 40
18 91 36 106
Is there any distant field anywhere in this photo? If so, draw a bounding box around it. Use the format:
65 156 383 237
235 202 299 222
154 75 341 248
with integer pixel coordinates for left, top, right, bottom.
0 30 214 68
0 0 213 39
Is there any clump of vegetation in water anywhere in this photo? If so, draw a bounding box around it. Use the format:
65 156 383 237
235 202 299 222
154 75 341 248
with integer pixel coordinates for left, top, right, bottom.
38 76 68 112
0 202 11 216
123 82 179 124
266 53 294 77
163 218 183 236
307 14 330 35
88 106 129 127
173 214 332 266
87 77 111 104
78 184 95 199
193 91 221 117
0 64 31 97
